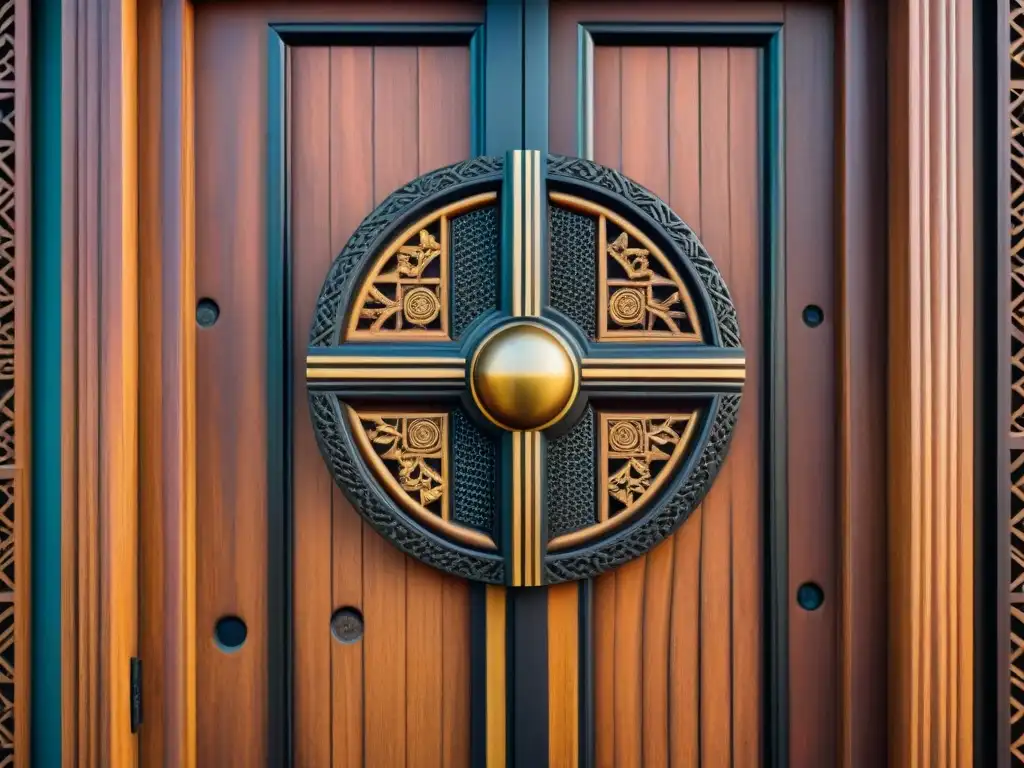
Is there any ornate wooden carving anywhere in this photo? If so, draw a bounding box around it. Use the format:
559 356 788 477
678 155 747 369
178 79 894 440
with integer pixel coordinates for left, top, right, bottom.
1014 2 1024 763
0 0 27 762
307 152 745 586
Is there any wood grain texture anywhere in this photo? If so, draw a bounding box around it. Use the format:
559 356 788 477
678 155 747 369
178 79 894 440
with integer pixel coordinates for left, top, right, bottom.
328 45 372 768
486 586 506 768
62 0 140 763
837 1 888 765
138 0 197 764
558 29 781 768
888 0 975 764
548 582 579 768
291 45 334 768
191 1 479 761
784 7 838 766
291 41 473 768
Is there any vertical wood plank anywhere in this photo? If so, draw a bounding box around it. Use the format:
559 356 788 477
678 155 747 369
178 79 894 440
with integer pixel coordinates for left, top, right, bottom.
329 45 373 768
591 43 620 768
888 0 975 764
612 558 644 768
548 582 580 768
403 46 471 768
667 46 703 768
641 540 673 768
363 46 420 768
290 46 333 768
728 47 763 767
416 44 472 768
486 586 506 768
837 1 889 765
194 8 267 763
785 7 838 765
620 45 672 768
698 46 734 767
139 0 197 762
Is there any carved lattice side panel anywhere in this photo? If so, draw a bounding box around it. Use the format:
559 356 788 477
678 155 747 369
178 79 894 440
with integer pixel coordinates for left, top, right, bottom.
1014 4 1024 763
0 0 17 762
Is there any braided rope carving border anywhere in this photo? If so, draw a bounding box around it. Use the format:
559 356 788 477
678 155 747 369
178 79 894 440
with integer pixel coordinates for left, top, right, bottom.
309 155 504 347
309 393 504 583
545 394 739 582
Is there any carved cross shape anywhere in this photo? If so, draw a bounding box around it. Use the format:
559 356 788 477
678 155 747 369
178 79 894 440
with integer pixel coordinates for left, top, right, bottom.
307 151 745 586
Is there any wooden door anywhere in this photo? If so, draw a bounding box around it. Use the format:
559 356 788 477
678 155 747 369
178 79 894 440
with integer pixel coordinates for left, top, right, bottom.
190 3 492 766
167 2 868 767
546 5 838 767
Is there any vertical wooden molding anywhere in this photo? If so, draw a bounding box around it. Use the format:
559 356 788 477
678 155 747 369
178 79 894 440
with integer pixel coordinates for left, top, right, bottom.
888 0 975 764
62 0 140 763
486 585 506 768
837 1 888 766
138 0 195 765
547 582 579 768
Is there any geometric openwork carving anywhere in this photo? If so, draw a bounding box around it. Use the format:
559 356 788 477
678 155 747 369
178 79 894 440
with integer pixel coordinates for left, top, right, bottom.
0 0 18 759
1013 4 1024 763
551 192 703 342
346 193 496 340
308 151 743 586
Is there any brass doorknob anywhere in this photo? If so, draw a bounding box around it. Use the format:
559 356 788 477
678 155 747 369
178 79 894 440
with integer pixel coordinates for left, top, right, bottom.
470 321 579 432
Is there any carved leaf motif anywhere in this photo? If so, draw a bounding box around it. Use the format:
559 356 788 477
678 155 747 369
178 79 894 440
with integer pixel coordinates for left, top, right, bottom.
608 232 653 279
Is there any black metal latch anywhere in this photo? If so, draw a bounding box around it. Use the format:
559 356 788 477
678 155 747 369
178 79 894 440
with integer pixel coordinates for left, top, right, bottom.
130 657 142 733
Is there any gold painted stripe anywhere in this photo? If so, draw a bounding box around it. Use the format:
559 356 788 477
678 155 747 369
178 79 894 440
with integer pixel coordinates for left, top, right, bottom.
523 430 532 586
306 368 466 380
306 355 465 366
486 586 507 768
512 151 523 317
580 367 747 381
532 431 542 585
512 431 522 587
524 151 533 316
532 152 542 315
548 583 580 768
583 356 745 367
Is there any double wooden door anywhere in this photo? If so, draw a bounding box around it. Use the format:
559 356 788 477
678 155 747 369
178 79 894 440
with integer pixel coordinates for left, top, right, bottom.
173 2 856 766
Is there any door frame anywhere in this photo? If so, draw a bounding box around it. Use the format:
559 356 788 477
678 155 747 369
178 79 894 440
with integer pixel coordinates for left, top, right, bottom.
46 1 977 767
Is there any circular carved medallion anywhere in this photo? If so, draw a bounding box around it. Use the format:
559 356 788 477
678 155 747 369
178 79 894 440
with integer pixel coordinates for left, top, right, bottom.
307 152 744 585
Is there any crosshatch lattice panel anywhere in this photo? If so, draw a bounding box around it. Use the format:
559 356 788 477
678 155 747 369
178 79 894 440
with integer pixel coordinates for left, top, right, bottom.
1014 3 1024 763
0 0 17 761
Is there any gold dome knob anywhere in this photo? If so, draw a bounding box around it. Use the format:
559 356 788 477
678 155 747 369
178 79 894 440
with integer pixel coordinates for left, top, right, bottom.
470 322 579 431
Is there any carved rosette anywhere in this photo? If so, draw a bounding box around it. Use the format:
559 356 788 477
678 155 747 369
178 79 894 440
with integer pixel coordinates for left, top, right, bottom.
307 152 744 585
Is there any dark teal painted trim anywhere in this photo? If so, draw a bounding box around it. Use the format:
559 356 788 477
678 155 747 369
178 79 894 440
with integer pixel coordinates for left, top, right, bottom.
484 1 523 155
270 22 480 46
31 0 62 763
762 30 787 768
574 23 787 767
265 29 291 768
523 1 548 155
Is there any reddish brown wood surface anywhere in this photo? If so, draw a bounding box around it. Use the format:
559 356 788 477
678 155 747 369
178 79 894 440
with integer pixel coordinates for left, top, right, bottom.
571 41 765 767
550 3 843 764
193 4 479 764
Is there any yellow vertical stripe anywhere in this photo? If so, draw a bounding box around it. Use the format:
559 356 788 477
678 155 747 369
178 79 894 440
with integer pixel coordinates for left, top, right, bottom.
525 431 534 586
524 152 533 316
512 431 522 586
534 431 542 585
486 586 507 768
511 151 522 316
548 583 580 767
532 152 542 315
